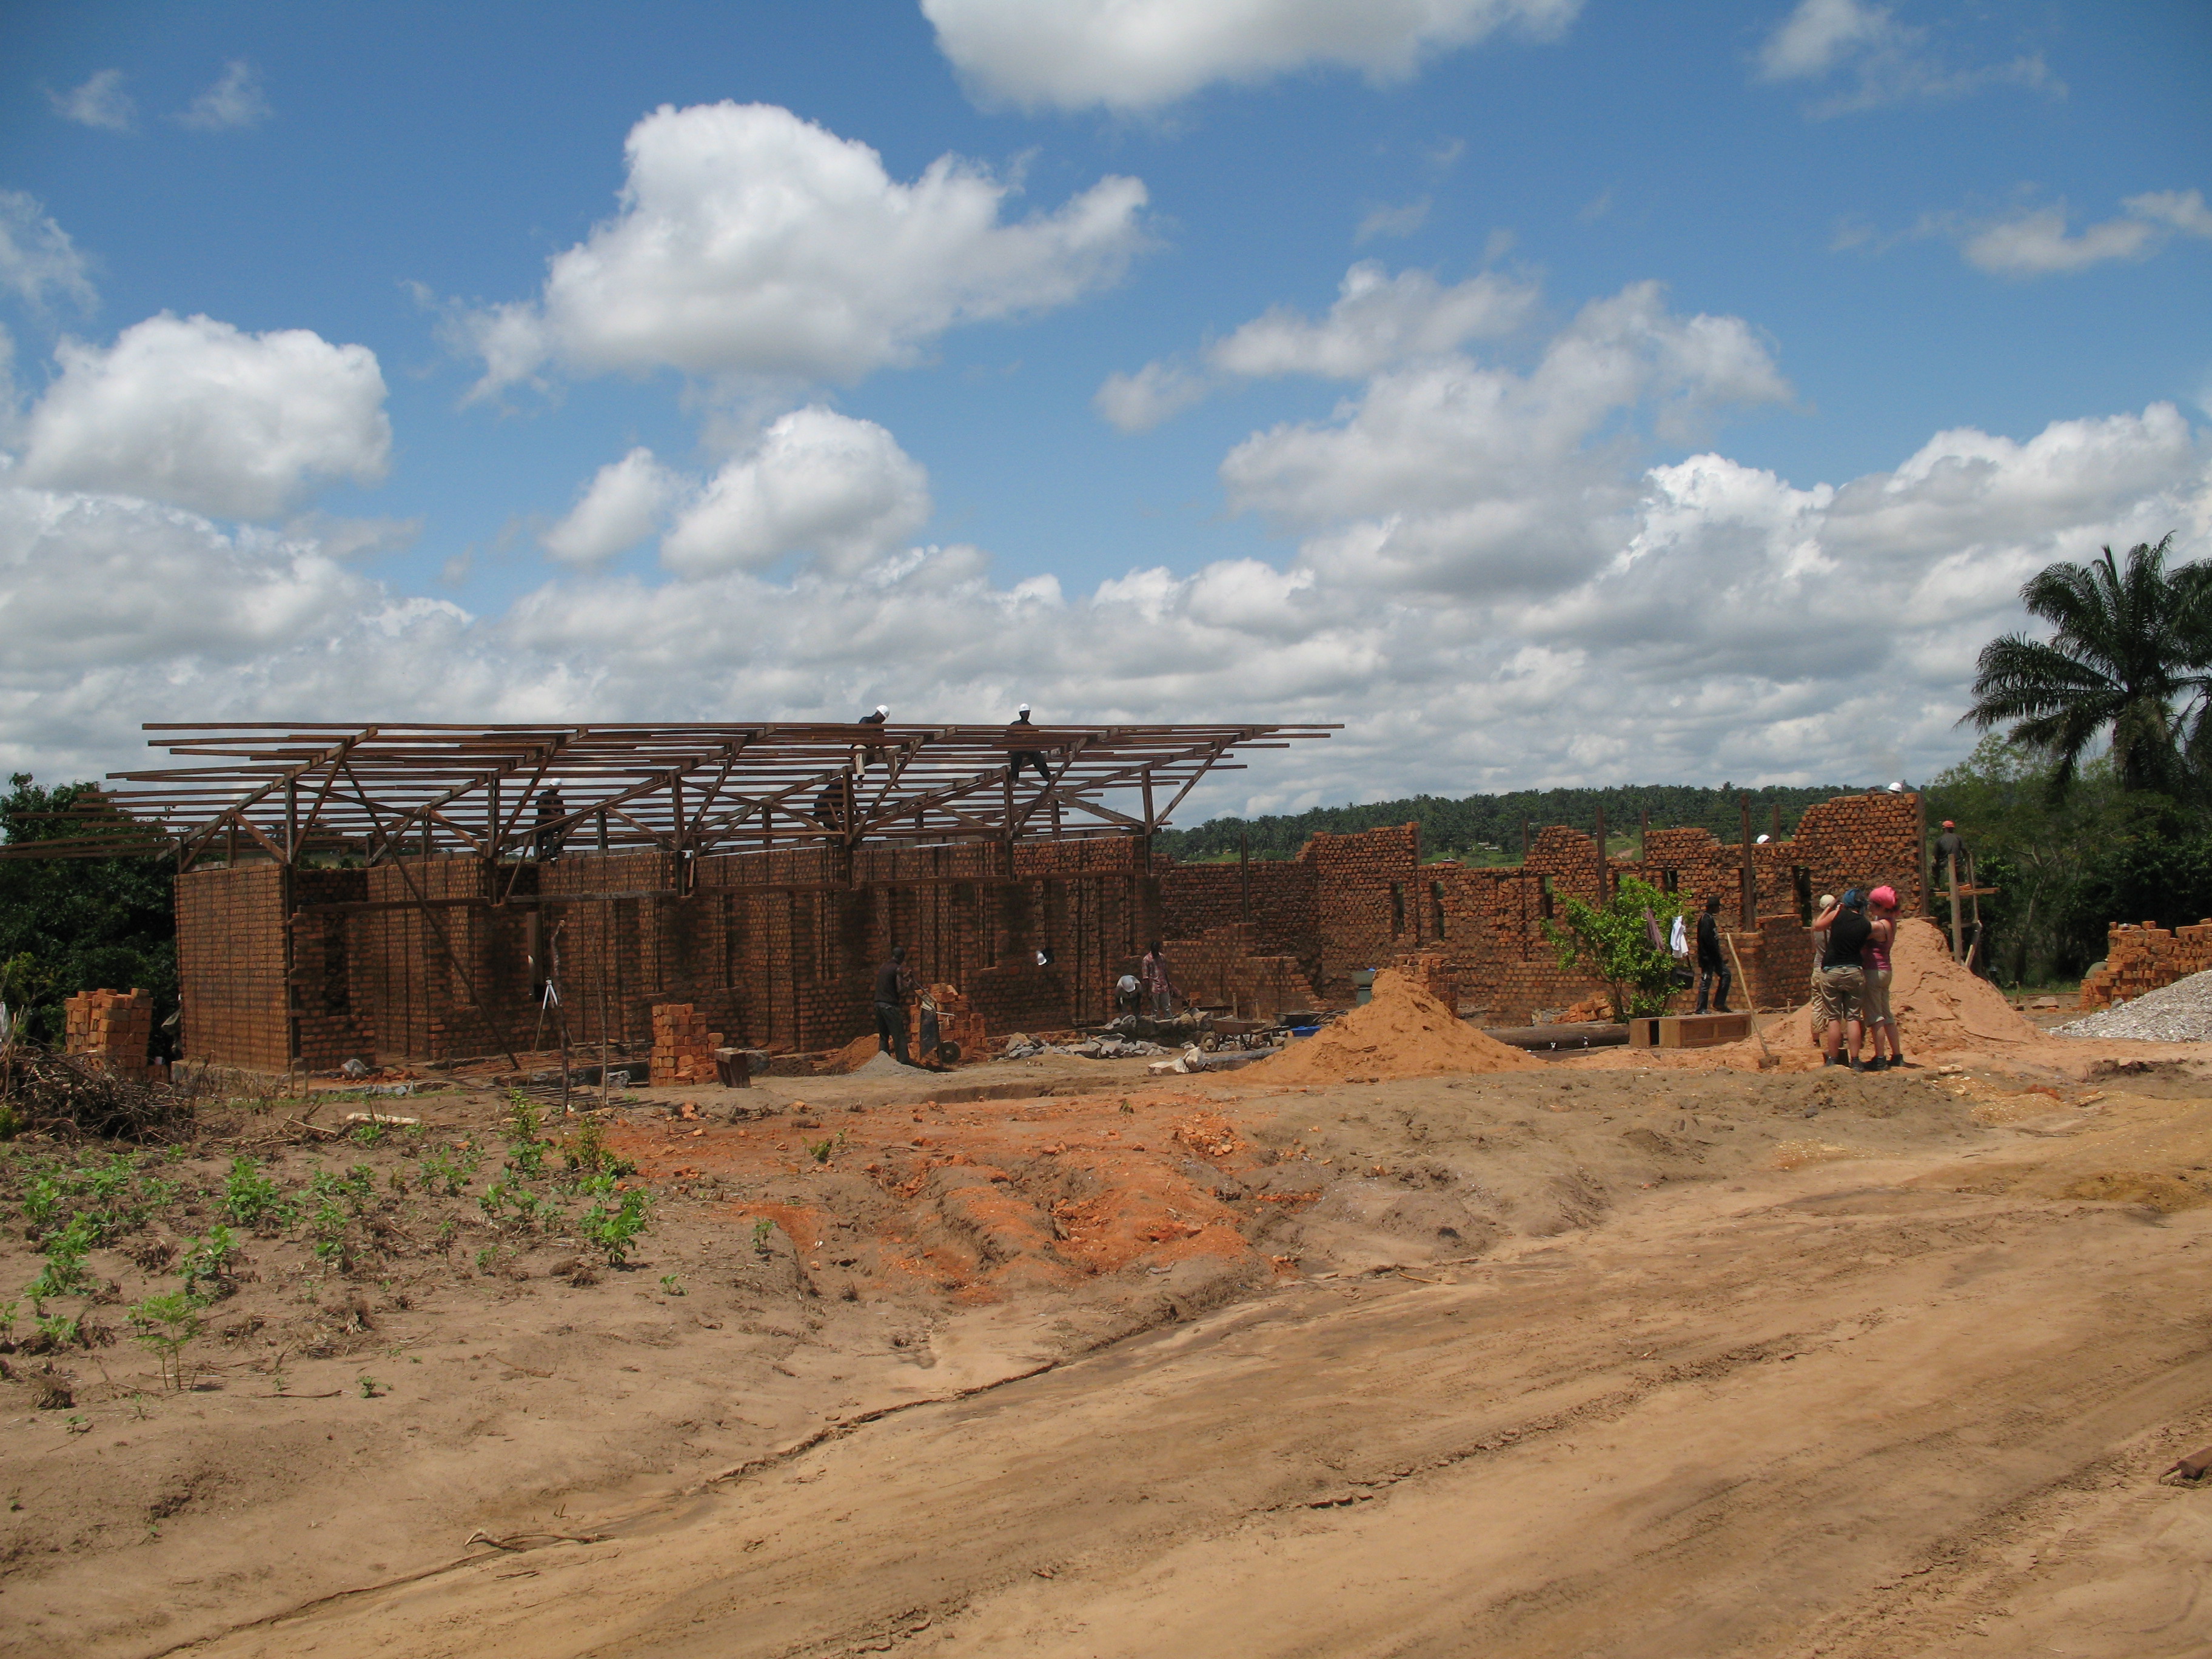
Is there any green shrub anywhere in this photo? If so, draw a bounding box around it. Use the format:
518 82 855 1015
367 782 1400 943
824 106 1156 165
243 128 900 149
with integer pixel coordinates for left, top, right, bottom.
579 1188 651 1266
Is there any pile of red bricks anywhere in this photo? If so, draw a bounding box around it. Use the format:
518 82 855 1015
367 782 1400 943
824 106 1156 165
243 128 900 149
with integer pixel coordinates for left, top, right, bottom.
1388 950 1458 1011
649 1002 723 1085
64 988 154 1080
2078 920 2212 1010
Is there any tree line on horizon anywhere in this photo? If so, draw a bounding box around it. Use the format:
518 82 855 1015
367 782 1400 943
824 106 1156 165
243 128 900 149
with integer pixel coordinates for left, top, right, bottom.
1153 781 1862 865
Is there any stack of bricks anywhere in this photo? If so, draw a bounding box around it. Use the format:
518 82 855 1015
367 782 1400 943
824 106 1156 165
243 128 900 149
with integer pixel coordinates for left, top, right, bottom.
64 988 154 1081
2078 920 2212 1010
649 1003 723 1085
1387 949 1457 1011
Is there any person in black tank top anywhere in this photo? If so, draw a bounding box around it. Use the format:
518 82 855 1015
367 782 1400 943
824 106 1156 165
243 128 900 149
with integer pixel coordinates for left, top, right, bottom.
1813 893 1872 1068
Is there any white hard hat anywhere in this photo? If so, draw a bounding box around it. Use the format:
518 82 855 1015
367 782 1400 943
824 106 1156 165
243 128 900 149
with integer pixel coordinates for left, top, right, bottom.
875 705 888 716
1017 702 1030 712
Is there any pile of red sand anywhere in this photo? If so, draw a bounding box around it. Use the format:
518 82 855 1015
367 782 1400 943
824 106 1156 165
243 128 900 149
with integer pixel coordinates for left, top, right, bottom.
826 1031 883 1074
1768 916 2045 1053
1250 969 1542 1084
1569 916 2049 1074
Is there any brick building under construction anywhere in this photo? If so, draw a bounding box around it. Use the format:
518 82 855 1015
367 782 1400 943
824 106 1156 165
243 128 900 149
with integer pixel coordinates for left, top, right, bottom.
25 722 1929 1075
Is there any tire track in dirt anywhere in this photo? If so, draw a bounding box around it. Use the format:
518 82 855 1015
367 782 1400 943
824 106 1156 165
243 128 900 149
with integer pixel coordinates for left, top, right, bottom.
172 1176 2212 1659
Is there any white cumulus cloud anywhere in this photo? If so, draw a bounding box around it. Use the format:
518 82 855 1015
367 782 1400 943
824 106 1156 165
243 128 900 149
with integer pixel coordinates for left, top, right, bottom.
462 102 1150 394
1758 0 1893 79
49 69 135 132
179 61 272 132
1094 360 1212 434
16 313 391 520
1210 261 1538 380
0 192 97 314
1221 280 1791 592
1959 189 2212 277
661 405 931 578
1755 0 2057 116
542 447 682 567
1099 261 1540 431
924 0 1581 111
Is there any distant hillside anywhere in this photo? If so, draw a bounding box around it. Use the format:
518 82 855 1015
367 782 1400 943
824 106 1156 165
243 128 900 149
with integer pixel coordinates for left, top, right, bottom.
1155 782 1871 864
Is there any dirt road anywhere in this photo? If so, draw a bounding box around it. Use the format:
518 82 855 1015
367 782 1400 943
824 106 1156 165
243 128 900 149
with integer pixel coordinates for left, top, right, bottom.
183 1144 2212 1659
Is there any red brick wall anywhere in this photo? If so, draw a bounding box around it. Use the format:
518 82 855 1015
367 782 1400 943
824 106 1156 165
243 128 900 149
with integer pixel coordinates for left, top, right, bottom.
170 793 1925 1064
178 865 289 1072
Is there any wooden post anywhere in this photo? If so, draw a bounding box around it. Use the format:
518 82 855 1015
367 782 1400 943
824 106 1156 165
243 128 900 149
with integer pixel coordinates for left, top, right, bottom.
1738 793 1754 930
1948 854 1965 962
1141 770 1155 876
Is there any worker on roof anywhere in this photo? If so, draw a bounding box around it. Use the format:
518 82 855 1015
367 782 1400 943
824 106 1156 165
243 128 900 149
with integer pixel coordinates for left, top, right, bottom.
531 788 566 863
854 704 889 771
1007 703 1051 783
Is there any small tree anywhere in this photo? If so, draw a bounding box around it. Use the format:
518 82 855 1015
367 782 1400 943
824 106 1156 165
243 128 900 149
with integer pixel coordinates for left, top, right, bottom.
128 1291 203 1390
1541 874 1686 1021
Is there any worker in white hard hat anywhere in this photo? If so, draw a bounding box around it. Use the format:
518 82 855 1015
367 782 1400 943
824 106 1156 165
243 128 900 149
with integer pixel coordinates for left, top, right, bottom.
1007 703 1051 783
853 703 888 773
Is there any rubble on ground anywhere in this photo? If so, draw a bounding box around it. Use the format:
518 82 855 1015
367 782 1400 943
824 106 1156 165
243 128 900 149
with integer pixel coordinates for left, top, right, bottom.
2057 969 2212 1042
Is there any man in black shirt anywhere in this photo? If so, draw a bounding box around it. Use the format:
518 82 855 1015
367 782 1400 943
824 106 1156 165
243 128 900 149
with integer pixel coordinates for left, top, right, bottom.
1694 896 1731 1014
1813 891 1873 1069
1007 703 1051 783
874 945 915 1065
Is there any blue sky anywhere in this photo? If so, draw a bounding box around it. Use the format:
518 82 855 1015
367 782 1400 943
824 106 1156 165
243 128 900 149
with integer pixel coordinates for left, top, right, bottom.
2 1 2207 817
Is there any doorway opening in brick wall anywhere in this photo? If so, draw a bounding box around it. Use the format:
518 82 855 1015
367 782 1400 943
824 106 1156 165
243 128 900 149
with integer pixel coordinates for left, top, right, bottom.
1430 881 1447 939
1538 875 1554 920
1660 868 1679 894
1794 866 1813 925
1390 883 1406 937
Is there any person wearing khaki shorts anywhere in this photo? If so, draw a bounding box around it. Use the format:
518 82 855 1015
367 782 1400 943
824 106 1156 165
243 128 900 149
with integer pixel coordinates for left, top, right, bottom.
1815 891 1874 1070
1808 893 1835 1047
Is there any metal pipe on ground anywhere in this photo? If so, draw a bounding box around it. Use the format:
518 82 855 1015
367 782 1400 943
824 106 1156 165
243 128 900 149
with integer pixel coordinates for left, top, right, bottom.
1482 1021 1629 1050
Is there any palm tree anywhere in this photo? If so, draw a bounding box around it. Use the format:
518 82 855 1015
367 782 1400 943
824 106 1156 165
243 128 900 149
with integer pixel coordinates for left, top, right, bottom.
1965 534 2212 798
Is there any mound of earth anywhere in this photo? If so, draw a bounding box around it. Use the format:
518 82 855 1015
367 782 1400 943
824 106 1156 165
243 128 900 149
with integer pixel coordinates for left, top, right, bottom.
1568 916 2046 1074
1250 968 1542 1083
1768 915 2046 1053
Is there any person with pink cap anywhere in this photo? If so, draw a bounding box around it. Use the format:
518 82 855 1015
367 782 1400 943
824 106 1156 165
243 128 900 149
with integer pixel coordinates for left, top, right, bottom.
1862 885 1905 1069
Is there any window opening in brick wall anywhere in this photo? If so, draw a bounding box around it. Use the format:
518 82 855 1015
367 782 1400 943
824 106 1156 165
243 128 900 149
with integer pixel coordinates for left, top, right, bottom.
1538 874 1554 919
1661 868 1678 894
1430 881 1447 939
1794 866 1812 926
1390 882 1406 937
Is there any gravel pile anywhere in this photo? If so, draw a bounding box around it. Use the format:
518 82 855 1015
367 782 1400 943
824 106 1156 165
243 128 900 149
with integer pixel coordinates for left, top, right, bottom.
2056 968 2212 1042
